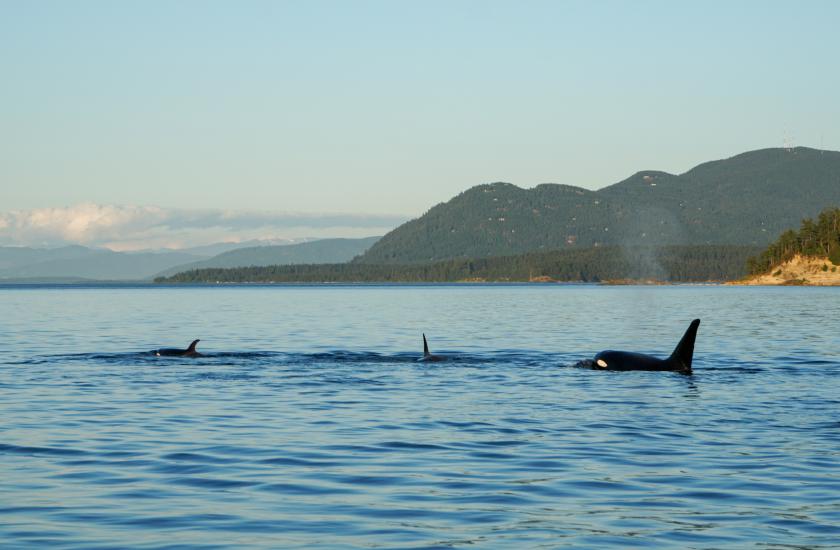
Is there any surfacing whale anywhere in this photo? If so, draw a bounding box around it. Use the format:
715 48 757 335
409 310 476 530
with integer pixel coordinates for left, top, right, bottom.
418 334 445 362
590 319 700 374
155 339 202 357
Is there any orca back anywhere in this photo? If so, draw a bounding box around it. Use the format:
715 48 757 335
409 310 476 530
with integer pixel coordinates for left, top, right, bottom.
595 350 671 371
591 319 700 373
155 339 201 357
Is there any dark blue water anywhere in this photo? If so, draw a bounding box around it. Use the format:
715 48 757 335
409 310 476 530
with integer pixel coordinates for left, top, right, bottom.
1 284 838 549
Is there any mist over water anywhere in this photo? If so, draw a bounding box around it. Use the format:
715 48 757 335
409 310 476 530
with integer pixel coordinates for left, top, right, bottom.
1 284 839 549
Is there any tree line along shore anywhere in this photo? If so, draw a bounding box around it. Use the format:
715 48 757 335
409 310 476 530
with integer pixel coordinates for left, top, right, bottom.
155 245 759 284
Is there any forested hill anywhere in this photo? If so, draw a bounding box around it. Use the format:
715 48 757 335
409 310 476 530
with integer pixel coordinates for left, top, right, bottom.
357 147 840 264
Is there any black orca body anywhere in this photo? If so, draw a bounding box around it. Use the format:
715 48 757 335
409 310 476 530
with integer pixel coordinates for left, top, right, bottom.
155 339 202 357
591 319 700 374
418 334 446 362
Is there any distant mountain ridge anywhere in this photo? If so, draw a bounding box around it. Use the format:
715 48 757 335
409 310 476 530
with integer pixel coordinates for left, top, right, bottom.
0 246 204 281
156 237 381 278
357 147 840 264
140 238 304 257
0 237 381 281
0 245 95 270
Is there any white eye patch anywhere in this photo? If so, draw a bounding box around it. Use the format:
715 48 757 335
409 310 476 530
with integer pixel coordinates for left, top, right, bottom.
596 359 608 368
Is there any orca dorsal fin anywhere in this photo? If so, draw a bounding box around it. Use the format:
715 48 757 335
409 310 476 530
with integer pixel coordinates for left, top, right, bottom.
188 339 200 352
423 334 430 357
669 319 700 372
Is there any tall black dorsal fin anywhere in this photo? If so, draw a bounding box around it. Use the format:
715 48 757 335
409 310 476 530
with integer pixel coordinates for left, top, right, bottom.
669 319 700 372
188 339 200 352
423 334 430 357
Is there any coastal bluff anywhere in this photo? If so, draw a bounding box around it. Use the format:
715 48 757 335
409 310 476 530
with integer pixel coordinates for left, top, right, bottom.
732 255 840 286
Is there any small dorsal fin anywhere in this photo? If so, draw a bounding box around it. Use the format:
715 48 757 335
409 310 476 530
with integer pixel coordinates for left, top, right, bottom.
423 334 430 357
188 339 200 352
669 319 699 372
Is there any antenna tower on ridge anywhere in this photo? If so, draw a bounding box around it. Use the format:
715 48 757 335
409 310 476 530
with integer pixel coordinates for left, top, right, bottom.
783 129 794 152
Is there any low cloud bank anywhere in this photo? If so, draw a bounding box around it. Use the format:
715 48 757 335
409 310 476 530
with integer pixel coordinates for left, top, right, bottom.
0 203 406 251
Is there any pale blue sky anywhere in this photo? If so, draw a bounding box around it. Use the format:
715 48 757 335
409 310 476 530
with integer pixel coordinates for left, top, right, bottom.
2 0 839 218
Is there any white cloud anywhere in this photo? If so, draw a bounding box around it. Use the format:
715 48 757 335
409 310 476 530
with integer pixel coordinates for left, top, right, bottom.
0 203 406 251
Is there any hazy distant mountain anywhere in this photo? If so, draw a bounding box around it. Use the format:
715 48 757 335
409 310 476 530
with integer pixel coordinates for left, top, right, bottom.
0 246 204 281
0 245 98 270
157 237 381 278
0 276 104 284
151 238 305 257
0 237 381 281
357 147 840 264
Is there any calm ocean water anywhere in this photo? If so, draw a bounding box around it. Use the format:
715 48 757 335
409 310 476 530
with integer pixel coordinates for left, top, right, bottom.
1 284 838 549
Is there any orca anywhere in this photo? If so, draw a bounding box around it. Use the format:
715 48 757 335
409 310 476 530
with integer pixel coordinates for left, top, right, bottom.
590 319 700 374
155 339 202 357
418 334 446 362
